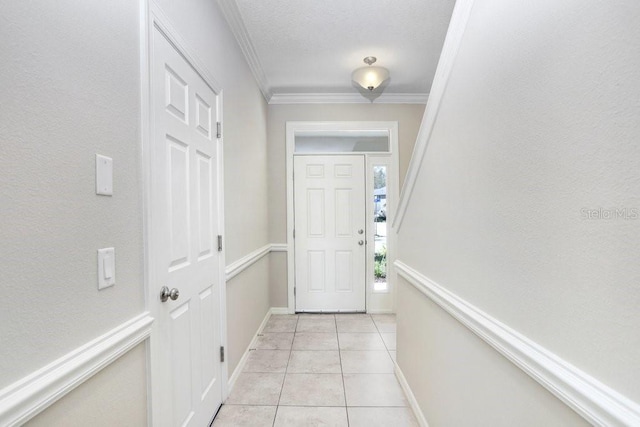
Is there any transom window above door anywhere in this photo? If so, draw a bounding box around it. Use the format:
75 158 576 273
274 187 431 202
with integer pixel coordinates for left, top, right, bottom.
294 129 390 153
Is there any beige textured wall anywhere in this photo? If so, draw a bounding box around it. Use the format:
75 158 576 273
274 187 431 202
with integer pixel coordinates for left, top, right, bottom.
397 279 587 426
226 256 271 374
26 344 148 427
397 0 640 424
0 0 144 387
269 252 289 308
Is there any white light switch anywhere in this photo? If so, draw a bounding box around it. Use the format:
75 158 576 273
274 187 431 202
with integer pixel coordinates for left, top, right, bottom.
96 154 113 196
98 248 116 290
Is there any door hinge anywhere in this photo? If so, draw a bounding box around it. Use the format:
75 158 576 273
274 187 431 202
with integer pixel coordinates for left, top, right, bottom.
217 235 223 252
216 122 222 139
293 229 295 239
294 287 296 296
220 346 225 362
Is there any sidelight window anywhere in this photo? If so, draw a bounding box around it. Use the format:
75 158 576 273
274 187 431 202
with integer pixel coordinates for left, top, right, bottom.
372 165 388 292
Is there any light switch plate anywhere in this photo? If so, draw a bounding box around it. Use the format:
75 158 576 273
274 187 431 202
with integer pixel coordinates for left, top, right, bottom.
98 247 116 290
96 154 113 196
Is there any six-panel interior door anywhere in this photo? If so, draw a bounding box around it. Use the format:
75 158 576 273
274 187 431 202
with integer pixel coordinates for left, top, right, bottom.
150 28 222 426
294 155 366 312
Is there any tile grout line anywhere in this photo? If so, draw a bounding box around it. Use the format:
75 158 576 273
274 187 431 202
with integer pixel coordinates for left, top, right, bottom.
272 314 299 426
336 315 351 427
222 314 400 425
371 315 395 360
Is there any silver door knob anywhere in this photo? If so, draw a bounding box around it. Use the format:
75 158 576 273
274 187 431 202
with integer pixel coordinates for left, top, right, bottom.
160 286 180 302
358 240 364 246
358 229 364 234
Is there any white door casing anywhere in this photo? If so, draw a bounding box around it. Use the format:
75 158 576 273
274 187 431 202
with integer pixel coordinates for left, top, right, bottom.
286 122 399 315
294 155 366 312
148 26 222 426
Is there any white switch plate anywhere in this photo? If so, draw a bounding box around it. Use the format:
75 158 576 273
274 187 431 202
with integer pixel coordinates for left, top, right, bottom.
98 247 116 290
96 154 113 196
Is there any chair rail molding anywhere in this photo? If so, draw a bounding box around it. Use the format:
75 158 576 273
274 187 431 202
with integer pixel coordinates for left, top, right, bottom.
395 260 640 427
270 243 288 252
225 244 272 281
392 0 476 232
225 244 287 281
0 313 154 427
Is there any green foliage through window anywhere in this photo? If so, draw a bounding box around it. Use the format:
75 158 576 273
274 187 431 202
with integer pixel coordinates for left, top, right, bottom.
374 245 387 279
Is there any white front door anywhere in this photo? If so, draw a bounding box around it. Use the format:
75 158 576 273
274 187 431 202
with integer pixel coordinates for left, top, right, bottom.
294 155 366 312
149 27 222 426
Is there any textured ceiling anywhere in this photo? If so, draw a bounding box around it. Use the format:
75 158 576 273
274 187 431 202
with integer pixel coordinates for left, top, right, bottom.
230 0 456 96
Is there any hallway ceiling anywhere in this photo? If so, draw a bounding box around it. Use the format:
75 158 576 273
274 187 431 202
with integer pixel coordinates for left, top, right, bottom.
218 0 457 101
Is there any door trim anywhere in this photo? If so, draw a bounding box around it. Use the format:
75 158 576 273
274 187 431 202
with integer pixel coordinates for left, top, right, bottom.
285 121 399 314
141 3 228 425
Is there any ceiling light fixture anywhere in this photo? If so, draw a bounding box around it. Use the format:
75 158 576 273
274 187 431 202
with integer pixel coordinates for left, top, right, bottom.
351 56 390 91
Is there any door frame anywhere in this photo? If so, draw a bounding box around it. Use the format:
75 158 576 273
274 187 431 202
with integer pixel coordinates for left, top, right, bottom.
140 3 228 425
285 121 399 314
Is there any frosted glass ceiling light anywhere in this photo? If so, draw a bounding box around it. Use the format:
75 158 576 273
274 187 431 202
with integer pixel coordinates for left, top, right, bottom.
351 56 390 91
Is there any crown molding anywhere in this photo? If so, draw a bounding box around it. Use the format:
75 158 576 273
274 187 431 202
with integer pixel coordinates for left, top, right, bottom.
268 92 429 105
216 0 271 101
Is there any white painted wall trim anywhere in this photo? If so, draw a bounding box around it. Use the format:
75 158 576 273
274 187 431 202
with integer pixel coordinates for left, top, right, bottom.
224 244 286 282
395 260 640 427
216 0 271 101
394 361 429 427
269 92 429 105
367 308 395 314
226 308 281 394
0 313 154 427
225 244 272 281
270 243 288 252
286 121 400 315
392 0 476 232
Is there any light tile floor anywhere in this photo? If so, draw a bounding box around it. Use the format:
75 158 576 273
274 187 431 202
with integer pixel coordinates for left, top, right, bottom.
213 313 418 427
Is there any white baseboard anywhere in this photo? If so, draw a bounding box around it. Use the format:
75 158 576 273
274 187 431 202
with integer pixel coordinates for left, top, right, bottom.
0 312 154 427
395 260 640 427
226 308 279 394
367 308 395 314
394 361 429 427
270 307 289 315
269 308 394 315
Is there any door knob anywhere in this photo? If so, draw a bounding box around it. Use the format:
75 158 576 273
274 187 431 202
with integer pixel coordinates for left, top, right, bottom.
160 286 180 302
358 240 364 246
